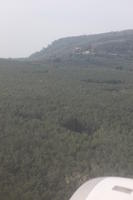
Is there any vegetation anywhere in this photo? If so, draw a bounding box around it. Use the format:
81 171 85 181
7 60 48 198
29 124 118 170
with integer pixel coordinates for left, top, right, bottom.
0 30 133 200
29 30 133 61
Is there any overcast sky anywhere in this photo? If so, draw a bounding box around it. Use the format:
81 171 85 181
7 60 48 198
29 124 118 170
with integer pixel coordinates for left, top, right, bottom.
0 0 133 58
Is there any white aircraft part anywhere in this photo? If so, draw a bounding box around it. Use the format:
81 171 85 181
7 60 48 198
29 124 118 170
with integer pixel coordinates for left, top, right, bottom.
70 177 133 200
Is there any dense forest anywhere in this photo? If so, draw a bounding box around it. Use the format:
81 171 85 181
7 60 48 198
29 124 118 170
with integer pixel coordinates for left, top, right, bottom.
0 30 133 200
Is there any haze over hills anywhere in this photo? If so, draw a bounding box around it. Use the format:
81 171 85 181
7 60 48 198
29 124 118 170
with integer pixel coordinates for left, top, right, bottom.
29 30 133 61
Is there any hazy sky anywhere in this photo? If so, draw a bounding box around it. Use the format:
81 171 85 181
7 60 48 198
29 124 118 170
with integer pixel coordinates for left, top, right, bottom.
0 0 133 58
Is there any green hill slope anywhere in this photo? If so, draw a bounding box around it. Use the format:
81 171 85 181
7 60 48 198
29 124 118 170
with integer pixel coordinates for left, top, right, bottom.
0 30 133 200
30 30 133 61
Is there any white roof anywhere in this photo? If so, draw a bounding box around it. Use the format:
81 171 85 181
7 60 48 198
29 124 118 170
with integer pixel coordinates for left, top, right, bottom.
70 177 133 200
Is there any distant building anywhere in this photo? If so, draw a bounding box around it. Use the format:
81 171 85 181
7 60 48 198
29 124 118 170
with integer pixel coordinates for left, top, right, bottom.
73 45 95 55
74 47 82 54
82 50 91 55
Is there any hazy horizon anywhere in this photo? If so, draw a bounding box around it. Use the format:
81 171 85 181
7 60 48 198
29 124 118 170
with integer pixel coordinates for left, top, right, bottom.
0 0 133 58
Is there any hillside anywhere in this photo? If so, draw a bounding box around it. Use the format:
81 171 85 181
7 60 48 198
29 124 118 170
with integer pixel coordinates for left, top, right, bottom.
29 30 133 61
0 30 133 200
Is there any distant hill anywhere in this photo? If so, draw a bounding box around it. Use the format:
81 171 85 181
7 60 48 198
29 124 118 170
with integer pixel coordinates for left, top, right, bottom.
29 30 133 61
